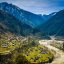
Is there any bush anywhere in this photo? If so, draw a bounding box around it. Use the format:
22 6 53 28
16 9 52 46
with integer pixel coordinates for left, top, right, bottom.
15 54 30 64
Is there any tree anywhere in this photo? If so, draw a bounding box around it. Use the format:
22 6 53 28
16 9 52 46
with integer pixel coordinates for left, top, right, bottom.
63 42 64 51
16 54 30 64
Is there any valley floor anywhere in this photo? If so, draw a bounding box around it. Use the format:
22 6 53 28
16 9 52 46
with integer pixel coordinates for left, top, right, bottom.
39 40 64 64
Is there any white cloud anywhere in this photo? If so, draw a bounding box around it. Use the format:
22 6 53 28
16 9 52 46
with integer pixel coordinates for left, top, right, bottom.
0 0 64 14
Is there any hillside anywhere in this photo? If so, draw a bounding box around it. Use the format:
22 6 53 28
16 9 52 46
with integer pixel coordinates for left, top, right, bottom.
0 10 33 36
0 2 45 28
42 12 56 21
0 33 54 64
38 10 64 37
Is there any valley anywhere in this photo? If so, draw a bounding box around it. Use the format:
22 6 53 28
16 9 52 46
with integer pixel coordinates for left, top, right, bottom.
0 33 64 64
0 2 64 64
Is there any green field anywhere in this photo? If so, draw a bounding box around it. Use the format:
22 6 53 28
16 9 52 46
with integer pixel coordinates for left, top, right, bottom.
0 33 54 64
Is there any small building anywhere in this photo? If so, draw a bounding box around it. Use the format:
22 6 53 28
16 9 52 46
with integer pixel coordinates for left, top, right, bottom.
1 43 8 48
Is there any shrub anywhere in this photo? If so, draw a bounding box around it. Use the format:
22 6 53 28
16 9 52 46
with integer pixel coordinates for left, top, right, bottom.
15 54 30 64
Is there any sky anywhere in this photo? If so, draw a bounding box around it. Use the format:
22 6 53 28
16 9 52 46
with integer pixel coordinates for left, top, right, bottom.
0 0 64 14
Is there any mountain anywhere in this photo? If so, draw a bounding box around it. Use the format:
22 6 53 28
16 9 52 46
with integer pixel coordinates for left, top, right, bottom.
38 10 64 36
42 12 56 21
0 2 45 28
0 9 33 36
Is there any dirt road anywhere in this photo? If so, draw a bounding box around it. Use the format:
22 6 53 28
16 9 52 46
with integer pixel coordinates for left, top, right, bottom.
39 40 64 64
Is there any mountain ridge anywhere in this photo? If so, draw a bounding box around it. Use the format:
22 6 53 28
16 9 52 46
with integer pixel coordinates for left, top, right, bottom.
38 10 64 37
0 9 34 36
0 2 45 28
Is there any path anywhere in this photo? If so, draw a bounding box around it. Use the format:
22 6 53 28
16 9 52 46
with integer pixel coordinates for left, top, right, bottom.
39 40 64 64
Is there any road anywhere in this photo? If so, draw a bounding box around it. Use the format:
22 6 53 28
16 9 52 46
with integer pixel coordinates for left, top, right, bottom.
39 40 64 64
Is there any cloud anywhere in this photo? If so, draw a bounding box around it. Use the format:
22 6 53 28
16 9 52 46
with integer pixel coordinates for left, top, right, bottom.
0 0 64 14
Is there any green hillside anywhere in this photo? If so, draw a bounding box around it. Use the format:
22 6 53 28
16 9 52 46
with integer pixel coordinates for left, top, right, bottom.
0 33 54 64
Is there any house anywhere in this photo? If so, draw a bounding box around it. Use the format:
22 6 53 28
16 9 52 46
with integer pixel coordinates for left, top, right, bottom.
1 43 8 48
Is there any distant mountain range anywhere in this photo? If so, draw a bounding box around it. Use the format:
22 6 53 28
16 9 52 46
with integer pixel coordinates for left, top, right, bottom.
42 12 56 21
0 2 64 37
0 2 46 28
38 10 64 36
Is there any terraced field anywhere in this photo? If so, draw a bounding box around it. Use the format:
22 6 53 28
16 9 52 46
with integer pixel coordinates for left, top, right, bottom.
0 34 54 64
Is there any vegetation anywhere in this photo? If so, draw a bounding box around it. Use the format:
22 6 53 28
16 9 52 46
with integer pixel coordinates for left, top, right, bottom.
50 40 64 51
38 10 64 36
0 33 54 64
